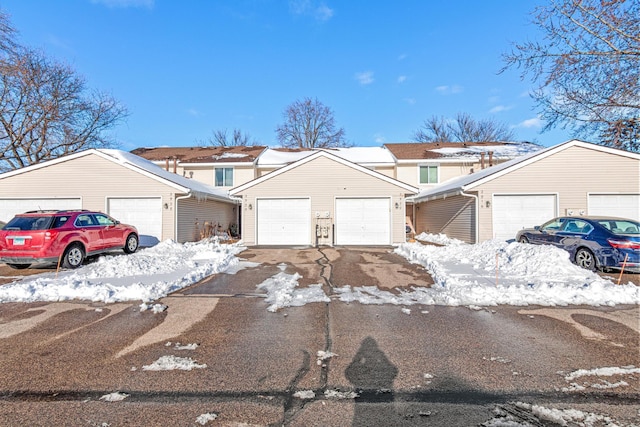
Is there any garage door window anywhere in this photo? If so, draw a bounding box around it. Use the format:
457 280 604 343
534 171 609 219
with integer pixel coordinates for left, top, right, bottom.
419 165 438 184
215 167 233 187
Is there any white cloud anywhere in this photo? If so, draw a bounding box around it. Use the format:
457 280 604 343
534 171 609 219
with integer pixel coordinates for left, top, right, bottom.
374 133 386 143
398 53 408 61
289 0 334 22
187 108 202 117
517 117 543 128
489 105 513 113
435 85 463 95
355 71 374 85
397 75 407 84
404 98 416 105
91 0 154 8
315 4 334 21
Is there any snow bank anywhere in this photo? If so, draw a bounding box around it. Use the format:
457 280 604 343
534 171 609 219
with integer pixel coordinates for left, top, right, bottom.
0 239 243 303
388 239 639 306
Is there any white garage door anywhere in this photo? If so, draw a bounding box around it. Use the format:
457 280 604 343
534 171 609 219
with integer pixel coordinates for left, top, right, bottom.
257 198 311 245
589 194 640 221
493 194 557 241
108 197 162 246
335 198 390 245
0 198 82 223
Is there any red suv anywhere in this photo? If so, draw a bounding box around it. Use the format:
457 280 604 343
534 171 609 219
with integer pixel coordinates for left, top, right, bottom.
0 210 139 269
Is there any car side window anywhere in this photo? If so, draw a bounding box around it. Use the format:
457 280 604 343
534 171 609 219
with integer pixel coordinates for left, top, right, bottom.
52 216 70 229
563 219 592 234
541 218 565 232
75 214 96 227
94 214 115 226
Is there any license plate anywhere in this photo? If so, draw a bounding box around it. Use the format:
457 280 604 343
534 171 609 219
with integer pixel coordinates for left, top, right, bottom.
12 237 25 245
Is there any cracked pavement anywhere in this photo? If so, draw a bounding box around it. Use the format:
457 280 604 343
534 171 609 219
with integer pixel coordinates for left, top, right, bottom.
0 247 638 426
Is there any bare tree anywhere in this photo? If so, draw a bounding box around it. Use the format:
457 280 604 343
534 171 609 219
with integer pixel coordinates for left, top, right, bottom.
502 0 640 152
413 113 515 143
207 128 257 146
275 97 347 148
0 48 127 171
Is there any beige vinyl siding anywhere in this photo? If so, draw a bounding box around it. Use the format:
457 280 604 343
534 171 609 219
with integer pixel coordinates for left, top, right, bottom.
234 165 256 186
182 166 213 185
414 195 476 243
0 153 177 241
176 197 236 243
373 166 395 178
474 145 640 241
236 156 410 245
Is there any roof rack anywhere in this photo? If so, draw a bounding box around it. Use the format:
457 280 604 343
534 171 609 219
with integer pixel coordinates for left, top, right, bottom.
22 209 90 214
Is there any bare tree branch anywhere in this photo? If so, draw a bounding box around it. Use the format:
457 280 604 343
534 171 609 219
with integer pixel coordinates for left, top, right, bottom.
502 0 640 152
0 47 128 171
412 113 515 143
206 128 257 147
275 97 347 148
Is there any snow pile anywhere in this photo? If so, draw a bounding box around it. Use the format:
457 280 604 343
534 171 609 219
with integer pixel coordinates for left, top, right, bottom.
415 232 464 246
383 238 639 306
99 392 129 402
195 413 218 425
0 239 243 303
561 365 639 392
256 270 330 312
515 402 618 427
142 355 207 371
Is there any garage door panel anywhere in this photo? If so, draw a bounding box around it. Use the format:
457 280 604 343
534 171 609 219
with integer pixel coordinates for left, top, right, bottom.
336 198 390 245
108 197 162 247
493 195 556 241
589 194 639 221
0 198 82 224
257 199 310 245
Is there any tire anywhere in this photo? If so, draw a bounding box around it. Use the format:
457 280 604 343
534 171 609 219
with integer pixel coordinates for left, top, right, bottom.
575 248 597 271
123 233 139 254
62 243 85 269
6 263 31 270
518 236 529 244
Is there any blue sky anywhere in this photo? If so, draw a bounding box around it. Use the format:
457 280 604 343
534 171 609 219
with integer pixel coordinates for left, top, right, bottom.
1 0 574 150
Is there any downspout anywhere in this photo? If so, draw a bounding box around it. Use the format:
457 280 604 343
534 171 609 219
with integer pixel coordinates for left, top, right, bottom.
460 190 479 244
175 193 192 243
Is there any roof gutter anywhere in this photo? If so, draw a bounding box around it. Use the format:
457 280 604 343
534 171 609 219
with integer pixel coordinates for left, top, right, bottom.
460 190 479 244
175 193 192 243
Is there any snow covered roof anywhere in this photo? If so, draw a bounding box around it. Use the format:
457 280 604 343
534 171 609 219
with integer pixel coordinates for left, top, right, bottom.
130 146 267 164
411 140 640 202
0 149 236 203
231 150 418 195
384 141 543 161
97 150 236 202
256 146 395 167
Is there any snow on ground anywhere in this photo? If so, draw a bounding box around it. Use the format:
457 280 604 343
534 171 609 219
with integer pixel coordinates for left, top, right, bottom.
0 233 637 308
381 236 638 307
0 238 243 303
141 355 207 371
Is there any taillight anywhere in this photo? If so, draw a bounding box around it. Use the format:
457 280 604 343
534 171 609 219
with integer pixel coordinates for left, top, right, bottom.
45 231 58 241
608 239 640 250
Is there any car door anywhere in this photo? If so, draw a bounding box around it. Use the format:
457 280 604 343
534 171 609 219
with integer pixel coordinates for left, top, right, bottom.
556 219 594 253
74 213 104 252
94 213 122 249
531 218 566 245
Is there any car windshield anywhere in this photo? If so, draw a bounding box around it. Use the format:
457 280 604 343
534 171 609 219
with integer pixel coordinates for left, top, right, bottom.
3 216 54 231
597 219 640 235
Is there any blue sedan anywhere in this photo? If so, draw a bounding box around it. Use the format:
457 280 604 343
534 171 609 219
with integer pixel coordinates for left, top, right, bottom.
516 216 640 272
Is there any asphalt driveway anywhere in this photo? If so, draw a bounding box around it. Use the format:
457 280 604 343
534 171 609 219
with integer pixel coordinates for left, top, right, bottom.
0 247 638 426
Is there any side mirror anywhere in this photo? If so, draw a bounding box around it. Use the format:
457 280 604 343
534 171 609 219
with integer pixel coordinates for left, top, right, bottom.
534 226 540 230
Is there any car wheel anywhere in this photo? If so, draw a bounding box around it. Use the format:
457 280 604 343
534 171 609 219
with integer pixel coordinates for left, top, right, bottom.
62 244 85 269
518 236 529 244
6 263 31 270
123 233 139 254
575 248 597 271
